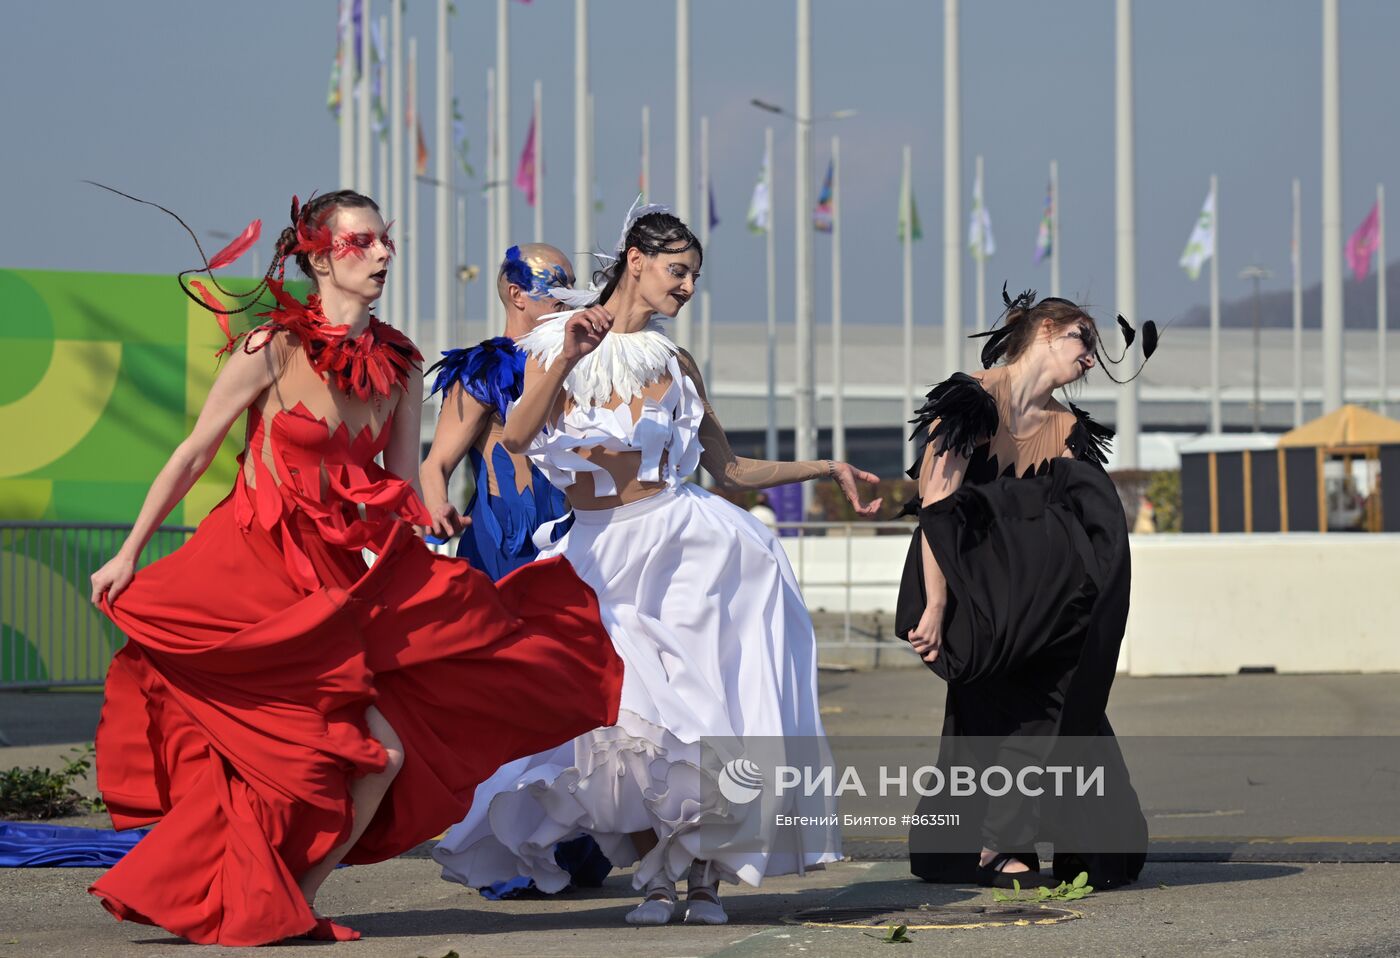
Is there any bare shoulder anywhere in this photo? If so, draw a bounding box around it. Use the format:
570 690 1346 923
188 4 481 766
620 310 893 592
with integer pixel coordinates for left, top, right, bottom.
243 323 296 360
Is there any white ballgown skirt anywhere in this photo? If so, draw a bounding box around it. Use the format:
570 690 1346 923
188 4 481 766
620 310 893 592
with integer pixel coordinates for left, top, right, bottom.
433 482 840 891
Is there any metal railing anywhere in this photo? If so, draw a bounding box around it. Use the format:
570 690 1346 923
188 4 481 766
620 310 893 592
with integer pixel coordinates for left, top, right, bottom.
1 518 917 689
1 522 193 689
770 521 913 648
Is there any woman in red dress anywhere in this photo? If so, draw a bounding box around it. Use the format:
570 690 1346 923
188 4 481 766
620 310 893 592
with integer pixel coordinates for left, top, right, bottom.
85 189 623 946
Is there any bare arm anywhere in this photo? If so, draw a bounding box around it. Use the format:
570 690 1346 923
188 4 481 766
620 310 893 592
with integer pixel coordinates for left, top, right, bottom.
907 431 969 663
419 385 492 538
500 353 569 454
90 336 280 604
678 350 883 516
383 365 426 499
500 307 612 454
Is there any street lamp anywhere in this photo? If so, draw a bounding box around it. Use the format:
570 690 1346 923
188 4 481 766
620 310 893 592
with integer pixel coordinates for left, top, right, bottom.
1240 264 1273 432
749 99 858 124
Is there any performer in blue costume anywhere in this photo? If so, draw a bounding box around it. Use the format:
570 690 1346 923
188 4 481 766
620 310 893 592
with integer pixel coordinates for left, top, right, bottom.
421 244 574 578
421 243 610 898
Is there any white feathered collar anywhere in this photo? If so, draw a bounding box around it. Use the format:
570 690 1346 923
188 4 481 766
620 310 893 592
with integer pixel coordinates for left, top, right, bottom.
516 311 678 408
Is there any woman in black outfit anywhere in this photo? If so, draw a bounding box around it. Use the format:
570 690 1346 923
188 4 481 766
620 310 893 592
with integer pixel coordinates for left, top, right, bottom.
896 288 1151 890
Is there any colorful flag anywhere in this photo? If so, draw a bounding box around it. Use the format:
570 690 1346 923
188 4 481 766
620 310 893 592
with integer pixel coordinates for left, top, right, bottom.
1179 186 1216 280
416 118 429 176
813 160 834 233
515 114 538 206
967 168 995 259
708 182 720 231
1346 201 1381 279
326 0 355 118
898 164 922 243
1034 180 1053 264
369 18 386 137
747 142 771 234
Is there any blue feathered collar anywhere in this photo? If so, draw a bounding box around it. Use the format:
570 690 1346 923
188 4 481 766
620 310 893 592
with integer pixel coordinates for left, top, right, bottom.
427 337 527 422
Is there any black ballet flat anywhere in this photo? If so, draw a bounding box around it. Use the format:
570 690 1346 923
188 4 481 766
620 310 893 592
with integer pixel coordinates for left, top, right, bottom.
975 852 1056 889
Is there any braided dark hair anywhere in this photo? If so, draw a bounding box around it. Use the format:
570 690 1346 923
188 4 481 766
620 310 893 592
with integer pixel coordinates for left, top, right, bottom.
85 181 379 322
592 211 703 305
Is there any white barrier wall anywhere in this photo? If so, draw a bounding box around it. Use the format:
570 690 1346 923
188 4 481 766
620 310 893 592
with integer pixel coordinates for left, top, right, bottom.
779 532 1400 676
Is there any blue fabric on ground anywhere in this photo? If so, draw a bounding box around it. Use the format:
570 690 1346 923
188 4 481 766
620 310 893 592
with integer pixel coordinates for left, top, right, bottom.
478 835 613 900
0 822 147 867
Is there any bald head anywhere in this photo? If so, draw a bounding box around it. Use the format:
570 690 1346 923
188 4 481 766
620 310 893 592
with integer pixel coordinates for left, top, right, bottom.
496 243 575 307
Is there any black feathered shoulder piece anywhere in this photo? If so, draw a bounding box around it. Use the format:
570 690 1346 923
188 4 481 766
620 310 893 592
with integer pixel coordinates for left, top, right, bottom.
905 373 999 479
1064 401 1114 465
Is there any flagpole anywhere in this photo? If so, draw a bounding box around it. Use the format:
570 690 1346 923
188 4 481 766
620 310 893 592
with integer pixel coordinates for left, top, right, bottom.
943 0 961 378
407 35 419 347
795 0 814 502
497 0 511 280
1210 174 1221 433
588 92 598 220
1321 0 1344 412
974 154 986 342
377 15 389 210
832 134 846 465
358 0 372 196
434 0 451 361
903 145 915 465
1293 177 1303 425
1380 182 1387 416
765 126 778 462
1050 158 1061 298
641 105 651 200
1114 0 1140 468
534 80 544 243
675 0 693 351
457 193 467 342
574 0 592 263
389 0 404 329
339 1 354 190
486 67 497 327
699 115 713 387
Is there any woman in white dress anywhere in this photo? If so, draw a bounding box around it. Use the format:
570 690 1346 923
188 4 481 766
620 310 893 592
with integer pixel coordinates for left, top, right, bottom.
433 203 881 925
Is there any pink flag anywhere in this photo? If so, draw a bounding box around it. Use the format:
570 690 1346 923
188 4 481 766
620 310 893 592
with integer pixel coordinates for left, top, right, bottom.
1346 201 1381 279
515 115 538 207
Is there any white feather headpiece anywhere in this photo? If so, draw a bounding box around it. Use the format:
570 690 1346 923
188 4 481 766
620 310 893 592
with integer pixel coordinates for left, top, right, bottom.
547 194 674 308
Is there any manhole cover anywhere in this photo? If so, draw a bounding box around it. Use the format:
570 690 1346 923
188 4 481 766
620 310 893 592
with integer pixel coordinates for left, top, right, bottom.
785 904 1081 930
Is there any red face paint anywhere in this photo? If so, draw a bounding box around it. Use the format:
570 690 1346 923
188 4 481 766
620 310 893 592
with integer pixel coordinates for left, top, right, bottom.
332 230 376 260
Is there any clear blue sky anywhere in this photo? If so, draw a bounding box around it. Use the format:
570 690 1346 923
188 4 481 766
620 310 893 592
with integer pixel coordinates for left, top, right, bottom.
4 0 1398 333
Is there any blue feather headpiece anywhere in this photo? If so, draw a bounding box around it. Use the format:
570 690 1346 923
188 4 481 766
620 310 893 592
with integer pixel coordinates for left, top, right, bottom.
501 245 570 301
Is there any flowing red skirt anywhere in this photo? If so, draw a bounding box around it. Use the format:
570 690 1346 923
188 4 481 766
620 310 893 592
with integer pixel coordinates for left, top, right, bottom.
89 496 623 945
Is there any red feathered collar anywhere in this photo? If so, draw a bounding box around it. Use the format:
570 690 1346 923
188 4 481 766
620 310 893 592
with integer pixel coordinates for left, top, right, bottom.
241 280 422 402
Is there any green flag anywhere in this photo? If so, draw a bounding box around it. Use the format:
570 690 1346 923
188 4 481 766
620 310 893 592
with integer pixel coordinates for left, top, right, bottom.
898 164 922 243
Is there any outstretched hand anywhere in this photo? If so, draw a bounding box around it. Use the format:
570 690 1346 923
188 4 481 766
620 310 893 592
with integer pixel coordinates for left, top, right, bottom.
562 306 613 364
830 461 883 517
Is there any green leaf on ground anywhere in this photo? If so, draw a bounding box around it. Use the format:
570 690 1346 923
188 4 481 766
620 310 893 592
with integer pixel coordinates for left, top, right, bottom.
861 924 914 943
990 871 1095 904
